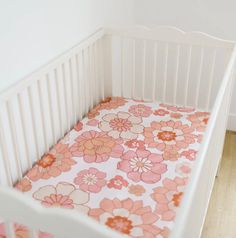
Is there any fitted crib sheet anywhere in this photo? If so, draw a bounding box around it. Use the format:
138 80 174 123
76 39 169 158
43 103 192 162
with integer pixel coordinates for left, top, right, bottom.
12 97 209 238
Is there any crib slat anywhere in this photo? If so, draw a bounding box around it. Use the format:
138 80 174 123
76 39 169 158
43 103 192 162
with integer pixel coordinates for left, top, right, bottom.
195 47 204 108
88 45 94 109
206 49 217 110
69 57 76 125
185 45 192 106
132 39 136 98
29 229 38 238
100 38 105 100
142 40 147 100
70 55 79 123
163 42 169 102
54 68 63 137
0 115 13 186
28 86 40 159
6 101 22 180
152 42 158 101
37 79 49 152
17 94 31 168
94 42 99 103
174 44 180 104
75 53 83 120
5 222 15 238
46 74 56 144
120 37 124 97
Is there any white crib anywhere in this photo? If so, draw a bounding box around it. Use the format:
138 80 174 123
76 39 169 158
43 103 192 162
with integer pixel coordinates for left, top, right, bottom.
0 26 235 238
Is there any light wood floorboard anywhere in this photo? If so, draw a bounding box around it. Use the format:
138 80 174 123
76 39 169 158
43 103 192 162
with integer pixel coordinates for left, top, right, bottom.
202 131 236 238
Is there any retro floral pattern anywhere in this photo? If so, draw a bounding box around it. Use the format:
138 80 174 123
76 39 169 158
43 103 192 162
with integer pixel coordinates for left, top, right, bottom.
144 120 196 154
118 150 167 184
70 131 124 163
152 177 187 221
74 168 107 193
15 97 209 238
99 112 144 140
33 182 90 214
89 198 169 238
27 143 75 181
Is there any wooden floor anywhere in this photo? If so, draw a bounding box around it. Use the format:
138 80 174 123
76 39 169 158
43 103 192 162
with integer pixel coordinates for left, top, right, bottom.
202 131 236 238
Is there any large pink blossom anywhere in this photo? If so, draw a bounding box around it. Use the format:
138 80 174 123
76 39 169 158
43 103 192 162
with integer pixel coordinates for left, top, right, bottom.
160 103 194 113
118 149 167 184
144 120 196 152
187 111 210 132
70 131 124 163
74 168 106 193
152 177 187 221
27 144 75 181
99 112 144 140
129 104 152 117
89 198 169 238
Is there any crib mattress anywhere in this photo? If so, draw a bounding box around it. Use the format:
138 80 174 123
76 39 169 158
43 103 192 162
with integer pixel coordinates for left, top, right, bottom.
14 97 209 238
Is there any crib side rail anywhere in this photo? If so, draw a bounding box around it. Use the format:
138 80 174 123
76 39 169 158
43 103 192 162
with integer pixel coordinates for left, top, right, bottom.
107 26 234 111
0 29 108 186
0 187 123 238
171 46 236 238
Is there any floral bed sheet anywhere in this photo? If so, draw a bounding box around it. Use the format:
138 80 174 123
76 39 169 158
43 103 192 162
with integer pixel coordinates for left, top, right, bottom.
7 97 209 238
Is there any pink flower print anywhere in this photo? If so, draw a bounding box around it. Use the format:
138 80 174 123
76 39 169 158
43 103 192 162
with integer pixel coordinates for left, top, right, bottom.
74 168 106 193
144 120 196 152
86 119 99 127
125 139 145 150
70 131 124 163
175 162 192 177
152 177 188 221
118 150 167 184
187 111 210 132
33 182 90 214
154 109 169 116
181 149 197 161
89 198 167 238
99 112 144 140
107 175 128 190
128 104 152 117
27 144 75 181
74 122 83 131
160 103 195 113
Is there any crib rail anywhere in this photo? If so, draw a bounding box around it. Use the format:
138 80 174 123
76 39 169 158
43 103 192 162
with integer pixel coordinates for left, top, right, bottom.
171 46 236 238
108 26 234 111
0 28 108 187
0 188 123 238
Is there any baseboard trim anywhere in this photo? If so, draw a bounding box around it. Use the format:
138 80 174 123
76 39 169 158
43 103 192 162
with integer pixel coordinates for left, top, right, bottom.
227 113 236 131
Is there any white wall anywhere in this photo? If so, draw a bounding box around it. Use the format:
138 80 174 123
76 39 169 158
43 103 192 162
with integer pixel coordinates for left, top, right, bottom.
134 0 236 130
0 0 134 92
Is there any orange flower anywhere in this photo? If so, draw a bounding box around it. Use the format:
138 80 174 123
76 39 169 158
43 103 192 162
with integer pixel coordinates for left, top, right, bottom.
27 144 75 181
15 178 32 192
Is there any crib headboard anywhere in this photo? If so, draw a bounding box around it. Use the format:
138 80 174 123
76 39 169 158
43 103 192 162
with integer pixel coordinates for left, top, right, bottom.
0 29 111 186
107 26 235 110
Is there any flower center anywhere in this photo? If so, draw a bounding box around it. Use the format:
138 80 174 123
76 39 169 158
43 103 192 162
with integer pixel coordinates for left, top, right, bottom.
37 154 56 168
172 192 183 207
157 131 176 141
110 118 132 132
83 173 98 185
130 157 152 172
106 216 133 234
